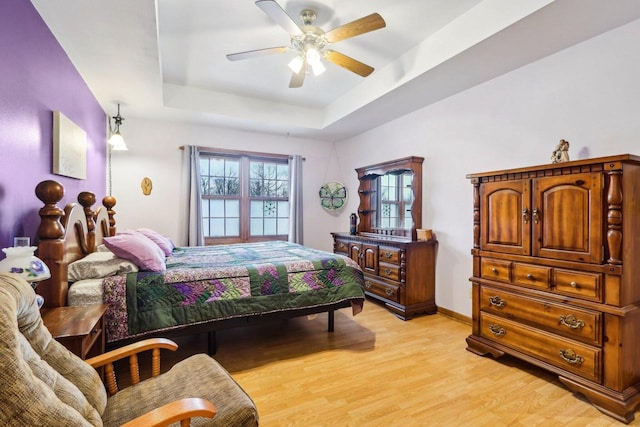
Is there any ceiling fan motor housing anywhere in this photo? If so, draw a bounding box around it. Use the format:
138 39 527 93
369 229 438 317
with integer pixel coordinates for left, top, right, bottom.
300 9 316 25
291 9 326 55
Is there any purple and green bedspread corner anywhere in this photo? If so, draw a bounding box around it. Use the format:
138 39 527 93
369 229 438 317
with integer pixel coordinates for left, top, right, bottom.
103 241 365 342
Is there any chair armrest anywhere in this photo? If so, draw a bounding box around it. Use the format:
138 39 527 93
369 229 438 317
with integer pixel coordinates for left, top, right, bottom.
85 338 178 368
120 398 217 427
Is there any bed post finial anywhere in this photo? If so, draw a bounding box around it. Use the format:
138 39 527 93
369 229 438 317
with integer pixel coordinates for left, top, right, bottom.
78 191 96 251
102 196 117 236
35 180 65 240
35 180 66 308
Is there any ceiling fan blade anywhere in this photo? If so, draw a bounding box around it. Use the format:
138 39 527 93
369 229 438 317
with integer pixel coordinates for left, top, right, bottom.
324 50 374 77
289 61 307 88
226 46 288 61
324 13 386 43
256 0 303 36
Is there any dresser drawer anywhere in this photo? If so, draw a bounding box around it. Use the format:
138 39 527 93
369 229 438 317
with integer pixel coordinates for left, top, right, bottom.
512 263 551 290
334 239 349 255
363 276 401 303
554 269 602 302
378 262 402 282
481 258 511 283
480 287 602 346
378 246 402 265
480 312 601 383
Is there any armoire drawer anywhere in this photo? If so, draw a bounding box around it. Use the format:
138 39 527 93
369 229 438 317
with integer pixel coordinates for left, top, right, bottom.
481 258 511 283
554 269 602 302
512 263 551 290
480 312 601 383
363 276 401 303
378 246 402 265
480 287 602 346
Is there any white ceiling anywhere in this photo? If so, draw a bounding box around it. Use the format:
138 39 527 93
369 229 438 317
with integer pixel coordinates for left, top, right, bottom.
31 0 640 141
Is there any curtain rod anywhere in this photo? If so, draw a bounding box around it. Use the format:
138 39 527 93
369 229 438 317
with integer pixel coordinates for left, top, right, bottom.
179 145 305 161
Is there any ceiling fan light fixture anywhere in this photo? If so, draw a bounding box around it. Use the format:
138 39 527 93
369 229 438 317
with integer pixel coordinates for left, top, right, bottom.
310 60 326 76
288 55 304 74
227 1 386 88
305 47 325 76
305 47 321 64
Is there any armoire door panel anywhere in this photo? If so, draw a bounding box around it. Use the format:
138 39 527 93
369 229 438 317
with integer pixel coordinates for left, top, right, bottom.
480 180 531 255
532 173 602 263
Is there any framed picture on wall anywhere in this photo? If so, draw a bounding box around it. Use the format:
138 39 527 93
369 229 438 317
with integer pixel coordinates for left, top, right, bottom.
53 111 87 179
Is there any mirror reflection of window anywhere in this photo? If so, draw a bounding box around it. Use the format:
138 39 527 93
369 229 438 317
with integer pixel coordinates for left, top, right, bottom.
376 171 413 230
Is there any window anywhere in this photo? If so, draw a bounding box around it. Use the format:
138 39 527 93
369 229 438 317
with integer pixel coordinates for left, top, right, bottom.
200 150 289 244
378 172 413 229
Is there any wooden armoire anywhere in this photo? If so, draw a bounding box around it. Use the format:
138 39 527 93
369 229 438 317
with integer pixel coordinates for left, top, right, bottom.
466 154 640 423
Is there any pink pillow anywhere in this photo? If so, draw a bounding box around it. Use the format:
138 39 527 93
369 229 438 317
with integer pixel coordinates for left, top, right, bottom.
137 228 175 256
103 233 166 272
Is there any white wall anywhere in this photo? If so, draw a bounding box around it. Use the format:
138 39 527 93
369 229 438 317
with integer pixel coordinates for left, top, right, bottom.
110 122 345 251
336 18 640 318
112 18 640 319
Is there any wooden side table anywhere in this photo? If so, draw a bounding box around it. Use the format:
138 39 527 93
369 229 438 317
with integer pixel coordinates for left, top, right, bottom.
41 304 108 360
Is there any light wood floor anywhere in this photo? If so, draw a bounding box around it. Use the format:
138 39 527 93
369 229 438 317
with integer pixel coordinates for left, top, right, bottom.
126 299 639 426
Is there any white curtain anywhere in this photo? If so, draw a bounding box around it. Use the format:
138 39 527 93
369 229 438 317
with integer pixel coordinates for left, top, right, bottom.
183 145 204 246
288 155 304 244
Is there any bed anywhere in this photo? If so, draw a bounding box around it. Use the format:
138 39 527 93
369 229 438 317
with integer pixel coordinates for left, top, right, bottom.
34 180 365 353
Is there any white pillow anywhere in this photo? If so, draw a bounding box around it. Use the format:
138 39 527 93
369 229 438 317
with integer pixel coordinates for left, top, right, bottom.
68 279 104 306
68 251 138 282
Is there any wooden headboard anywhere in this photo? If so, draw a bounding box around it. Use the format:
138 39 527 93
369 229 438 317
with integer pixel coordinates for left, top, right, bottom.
35 180 117 308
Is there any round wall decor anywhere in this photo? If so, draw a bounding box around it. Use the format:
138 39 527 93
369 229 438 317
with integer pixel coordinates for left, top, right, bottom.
319 181 347 212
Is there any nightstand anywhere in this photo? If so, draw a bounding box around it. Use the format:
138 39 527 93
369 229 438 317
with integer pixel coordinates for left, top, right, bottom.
41 304 108 360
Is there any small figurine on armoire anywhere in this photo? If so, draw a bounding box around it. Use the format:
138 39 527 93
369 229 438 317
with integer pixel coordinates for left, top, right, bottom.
551 139 570 163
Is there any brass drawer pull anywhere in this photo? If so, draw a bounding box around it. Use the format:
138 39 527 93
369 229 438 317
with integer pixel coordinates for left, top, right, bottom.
491 267 498 274
385 251 392 258
559 349 584 366
488 324 506 337
364 281 372 289
526 273 534 280
488 296 506 308
339 243 345 248
569 281 578 288
385 268 392 275
522 208 530 224
559 314 584 329
385 288 394 296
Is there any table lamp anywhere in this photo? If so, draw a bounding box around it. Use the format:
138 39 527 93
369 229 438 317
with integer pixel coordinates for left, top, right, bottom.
0 245 50 308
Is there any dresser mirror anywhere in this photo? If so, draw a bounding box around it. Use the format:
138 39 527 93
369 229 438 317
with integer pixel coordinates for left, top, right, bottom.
355 156 423 240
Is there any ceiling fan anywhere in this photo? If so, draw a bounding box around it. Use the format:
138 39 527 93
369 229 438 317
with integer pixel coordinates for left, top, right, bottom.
226 0 386 88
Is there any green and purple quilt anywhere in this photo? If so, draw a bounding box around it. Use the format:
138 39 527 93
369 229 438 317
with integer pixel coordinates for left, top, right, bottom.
102 241 365 343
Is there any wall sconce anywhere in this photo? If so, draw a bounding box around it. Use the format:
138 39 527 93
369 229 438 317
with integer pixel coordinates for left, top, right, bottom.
108 103 128 151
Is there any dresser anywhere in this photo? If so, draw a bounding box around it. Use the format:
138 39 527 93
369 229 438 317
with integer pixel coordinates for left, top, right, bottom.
466 154 640 423
332 232 437 319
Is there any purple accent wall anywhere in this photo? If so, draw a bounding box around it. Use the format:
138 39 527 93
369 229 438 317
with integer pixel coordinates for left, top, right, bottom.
0 1 106 251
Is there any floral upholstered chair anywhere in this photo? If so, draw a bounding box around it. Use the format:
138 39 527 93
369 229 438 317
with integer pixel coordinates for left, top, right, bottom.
0 273 259 426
